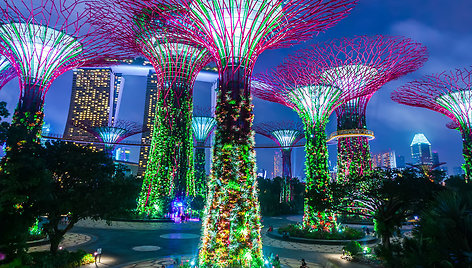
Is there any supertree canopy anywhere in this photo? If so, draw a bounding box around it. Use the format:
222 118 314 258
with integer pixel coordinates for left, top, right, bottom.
254 121 304 202
310 36 428 181
78 120 146 157
0 0 128 148
0 55 15 89
149 0 358 265
392 67 472 182
89 0 212 217
192 114 216 197
253 45 377 233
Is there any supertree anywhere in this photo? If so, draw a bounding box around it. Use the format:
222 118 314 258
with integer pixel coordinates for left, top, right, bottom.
254 121 304 202
192 110 216 198
392 67 472 182
0 55 15 89
147 0 358 265
311 36 428 182
88 1 213 216
253 46 378 233
78 120 146 157
0 0 128 148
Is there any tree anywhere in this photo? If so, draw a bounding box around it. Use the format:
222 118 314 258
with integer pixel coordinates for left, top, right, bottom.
329 168 442 250
0 141 49 261
38 141 140 253
0 101 10 143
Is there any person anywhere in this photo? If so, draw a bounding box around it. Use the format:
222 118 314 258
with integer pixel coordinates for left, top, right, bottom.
161 265 165 268
268 225 273 232
94 248 102 263
300 258 307 268
282 231 289 240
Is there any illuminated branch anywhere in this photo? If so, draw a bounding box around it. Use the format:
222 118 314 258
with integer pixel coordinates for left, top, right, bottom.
254 121 304 202
89 0 212 215
148 0 358 265
253 45 374 232
0 0 129 148
307 36 427 180
0 55 15 89
78 120 146 156
446 120 460 130
392 67 472 182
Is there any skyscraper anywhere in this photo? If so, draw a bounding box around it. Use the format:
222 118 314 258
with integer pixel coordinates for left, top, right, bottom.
372 150 397 169
137 70 158 178
63 68 124 146
410 133 432 165
396 155 406 169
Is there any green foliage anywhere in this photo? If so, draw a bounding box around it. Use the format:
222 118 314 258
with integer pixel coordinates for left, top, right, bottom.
257 176 304 216
0 140 50 261
401 189 472 267
303 122 336 232
344 241 363 256
278 224 363 240
0 101 10 143
138 82 194 216
329 168 443 251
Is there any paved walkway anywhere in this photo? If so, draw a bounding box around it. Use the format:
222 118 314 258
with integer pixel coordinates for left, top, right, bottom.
71 217 374 268
28 233 92 252
75 219 201 231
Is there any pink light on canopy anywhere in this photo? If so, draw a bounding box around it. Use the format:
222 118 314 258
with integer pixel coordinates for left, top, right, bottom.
0 0 131 146
0 55 15 90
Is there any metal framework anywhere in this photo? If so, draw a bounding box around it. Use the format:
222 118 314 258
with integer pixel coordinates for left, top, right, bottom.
308 36 427 181
192 114 216 197
78 120 146 156
0 55 15 89
253 44 376 232
392 67 472 182
254 121 304 202
0 0 128 147
149 0 358 265
89 0 213 216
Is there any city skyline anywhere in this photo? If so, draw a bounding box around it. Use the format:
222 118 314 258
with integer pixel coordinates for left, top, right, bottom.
0 0 470 177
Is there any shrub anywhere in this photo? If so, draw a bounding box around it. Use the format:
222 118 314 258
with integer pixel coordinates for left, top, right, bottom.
278 224 364 240
344 241 362 256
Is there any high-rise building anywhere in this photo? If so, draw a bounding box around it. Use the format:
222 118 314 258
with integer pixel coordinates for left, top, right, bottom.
115 147 130 162
63 68 124 146
273 150 282 178
372 150 397 169
137 70 159 178
396 155 406 169
410 133 432 165
432 151 440 166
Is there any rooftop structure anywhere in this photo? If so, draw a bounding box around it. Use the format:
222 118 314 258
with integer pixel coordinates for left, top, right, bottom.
392 67 472 181
254 121 304 202
0 0 128 148
89 0 212 216
310 36 427 181
78 120 146 157
154 0 358 264
253 44 373 233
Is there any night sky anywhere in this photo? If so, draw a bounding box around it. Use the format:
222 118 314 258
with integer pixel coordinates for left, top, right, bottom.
1 0 471 179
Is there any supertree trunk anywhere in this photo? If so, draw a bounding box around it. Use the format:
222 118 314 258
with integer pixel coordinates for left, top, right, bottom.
199 66 263 267
302 122 336 232
462 130 472 183
281 148 293 202
7 84 44 147
137 81 195 216
195 142 206 197
337 136 371 183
